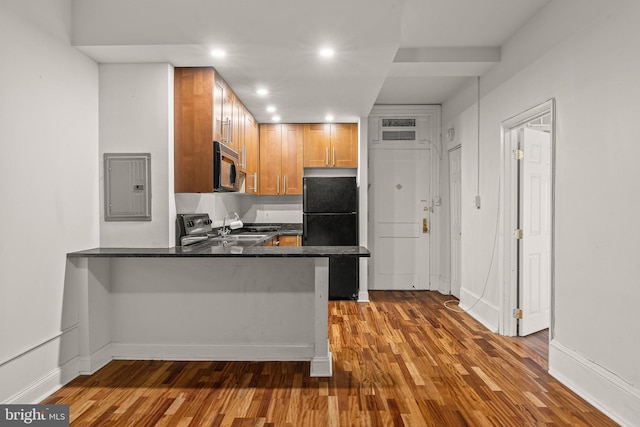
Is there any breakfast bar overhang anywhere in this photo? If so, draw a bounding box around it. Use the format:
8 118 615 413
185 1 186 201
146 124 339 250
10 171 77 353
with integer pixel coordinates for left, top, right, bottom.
67 245 370 378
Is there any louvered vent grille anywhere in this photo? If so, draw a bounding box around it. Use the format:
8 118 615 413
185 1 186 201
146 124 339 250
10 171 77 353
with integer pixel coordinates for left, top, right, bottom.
382 131 416 140
381 118 417 141
382 118 415 127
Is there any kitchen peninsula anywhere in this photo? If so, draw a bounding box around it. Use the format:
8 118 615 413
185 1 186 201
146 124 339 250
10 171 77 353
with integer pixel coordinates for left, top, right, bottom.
67 242 369 378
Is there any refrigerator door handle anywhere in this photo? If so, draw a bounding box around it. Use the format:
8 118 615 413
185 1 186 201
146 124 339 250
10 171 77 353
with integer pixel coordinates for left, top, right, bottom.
303 220 307 244
303 180 307 210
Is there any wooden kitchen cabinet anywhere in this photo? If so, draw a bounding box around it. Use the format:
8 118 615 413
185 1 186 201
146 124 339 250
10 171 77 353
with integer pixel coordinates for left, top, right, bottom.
303 123 358 168
278 235 301 246
175 67 257 193
259 124 304 195
263 235 301 247
232 97 244 168
244 114 259 194
174 67 216 193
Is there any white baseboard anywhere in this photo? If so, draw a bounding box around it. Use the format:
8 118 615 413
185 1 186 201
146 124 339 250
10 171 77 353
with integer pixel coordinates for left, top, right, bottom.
4 357 79 405
549 340 640 427
110 343 316 361
458 288 499 332
0 329 80 404
358 290 370 302
310 353 333 377
78 343 113 375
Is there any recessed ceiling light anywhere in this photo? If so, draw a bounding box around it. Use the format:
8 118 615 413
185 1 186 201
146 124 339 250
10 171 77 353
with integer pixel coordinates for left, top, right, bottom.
325 115 335 122
256 88 269 96
272 115 281 122
319 48 335 58
210 49 226 58
266 105 276 113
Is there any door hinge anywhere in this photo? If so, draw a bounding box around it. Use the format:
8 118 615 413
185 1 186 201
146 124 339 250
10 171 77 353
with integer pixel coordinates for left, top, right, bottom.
515 149 524 160
513 308 523 319
515 229 524 239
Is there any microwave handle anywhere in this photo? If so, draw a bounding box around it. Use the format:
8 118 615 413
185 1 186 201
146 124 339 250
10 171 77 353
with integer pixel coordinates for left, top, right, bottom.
230 161 237 189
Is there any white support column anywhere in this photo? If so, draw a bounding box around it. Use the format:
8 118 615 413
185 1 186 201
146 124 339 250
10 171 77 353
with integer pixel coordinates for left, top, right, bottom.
310 257 332 377
77 258 112 374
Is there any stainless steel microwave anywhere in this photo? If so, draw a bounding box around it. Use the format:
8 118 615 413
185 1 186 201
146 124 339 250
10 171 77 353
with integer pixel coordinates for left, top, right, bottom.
214 141 239 192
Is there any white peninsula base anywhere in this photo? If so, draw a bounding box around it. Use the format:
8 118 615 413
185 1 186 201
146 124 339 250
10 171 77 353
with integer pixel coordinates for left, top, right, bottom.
66 257 332 377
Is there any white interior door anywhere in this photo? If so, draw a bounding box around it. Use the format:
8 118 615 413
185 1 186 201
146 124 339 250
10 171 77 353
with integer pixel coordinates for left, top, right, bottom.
370 148 430 290
449 147 462 298
518 127 551 336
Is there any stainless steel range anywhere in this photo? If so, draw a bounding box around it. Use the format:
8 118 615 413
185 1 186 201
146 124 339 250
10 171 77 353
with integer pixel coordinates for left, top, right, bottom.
176 213 213 246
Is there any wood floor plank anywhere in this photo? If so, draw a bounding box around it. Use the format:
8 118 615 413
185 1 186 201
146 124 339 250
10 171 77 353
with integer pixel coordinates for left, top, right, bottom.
41 291 618 426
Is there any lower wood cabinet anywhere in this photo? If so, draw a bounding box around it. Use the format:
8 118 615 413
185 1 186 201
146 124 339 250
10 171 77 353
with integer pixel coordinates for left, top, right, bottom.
278 235 301 246
263 235 301 246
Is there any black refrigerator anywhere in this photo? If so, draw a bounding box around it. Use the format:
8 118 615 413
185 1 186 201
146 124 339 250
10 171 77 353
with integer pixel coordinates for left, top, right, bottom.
303 176 359 300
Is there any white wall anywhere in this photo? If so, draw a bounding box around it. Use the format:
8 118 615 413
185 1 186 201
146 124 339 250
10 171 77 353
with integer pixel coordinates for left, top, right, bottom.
99 63 175 248
442 1 640 424
238 195 302 224
0 0 99 403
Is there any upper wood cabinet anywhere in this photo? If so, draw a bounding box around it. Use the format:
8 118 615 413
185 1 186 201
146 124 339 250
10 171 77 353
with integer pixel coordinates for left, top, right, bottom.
174 67 215 193
303 123 358 168
244 114 259 194
212 78 224 143
259 124 304 195
174 67 256 193
231 97 243 160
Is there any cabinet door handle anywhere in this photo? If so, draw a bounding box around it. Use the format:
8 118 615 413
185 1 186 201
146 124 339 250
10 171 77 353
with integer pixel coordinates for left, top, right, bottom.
332 148 336 167
423 218 428 233
242 147 246 168
325 147 329 166
223 118 231 144
283 175 287 195
253 172 257 193
276 175 280 194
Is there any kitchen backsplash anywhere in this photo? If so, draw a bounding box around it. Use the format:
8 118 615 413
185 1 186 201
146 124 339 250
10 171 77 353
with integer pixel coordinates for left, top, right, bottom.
175 193 302 227
238 195 303 224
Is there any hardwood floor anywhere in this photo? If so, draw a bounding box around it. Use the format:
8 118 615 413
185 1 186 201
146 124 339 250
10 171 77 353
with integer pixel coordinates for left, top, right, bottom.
42 291 616 426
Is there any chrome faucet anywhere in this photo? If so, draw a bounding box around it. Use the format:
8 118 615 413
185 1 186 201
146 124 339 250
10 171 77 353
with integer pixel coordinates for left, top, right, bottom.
219 212 241 236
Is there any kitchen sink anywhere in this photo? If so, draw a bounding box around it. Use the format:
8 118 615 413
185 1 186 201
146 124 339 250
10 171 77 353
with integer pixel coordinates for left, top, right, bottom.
234 234 270 240
209 233 269 240
208 233 270 246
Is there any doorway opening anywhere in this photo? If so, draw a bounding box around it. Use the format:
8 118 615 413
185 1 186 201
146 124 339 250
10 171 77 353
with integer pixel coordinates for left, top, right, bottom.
500 99 555 339
367 105 441 291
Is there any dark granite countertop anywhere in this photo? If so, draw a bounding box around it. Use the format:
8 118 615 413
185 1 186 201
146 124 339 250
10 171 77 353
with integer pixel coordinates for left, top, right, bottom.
68 222 369 258
68 242 369 258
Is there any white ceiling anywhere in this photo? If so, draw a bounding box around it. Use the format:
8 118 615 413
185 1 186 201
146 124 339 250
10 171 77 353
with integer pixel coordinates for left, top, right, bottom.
71 0 551 123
